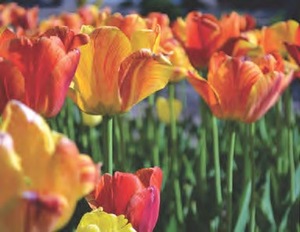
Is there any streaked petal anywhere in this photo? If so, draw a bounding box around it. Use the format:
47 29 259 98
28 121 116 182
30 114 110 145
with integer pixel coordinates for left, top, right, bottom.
72 26 131 115
131 26 160 52
42 26 90 51
187 70 220 115
119 49 172 112
208 52 260 120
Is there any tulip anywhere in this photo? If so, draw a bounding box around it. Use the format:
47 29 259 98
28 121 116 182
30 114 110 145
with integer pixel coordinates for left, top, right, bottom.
261 20 299 55
0 100 98 231
187 52 294 123
69 26 172 116
147 12 194 82
0 26 88 117
77 208 136 232
172 11 241 68
86 167 163 232
156 96 182 124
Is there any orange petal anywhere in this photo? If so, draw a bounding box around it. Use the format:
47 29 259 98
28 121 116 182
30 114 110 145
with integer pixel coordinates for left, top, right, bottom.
119 49 172 112
207 53 260 120
42 26 90 51
186 70 220 114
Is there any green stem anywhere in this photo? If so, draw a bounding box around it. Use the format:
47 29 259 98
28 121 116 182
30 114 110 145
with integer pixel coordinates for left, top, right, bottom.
212 116 222 206
147 95 160 166
285 89 296 203
249 123 256 232
288 126 295 203
168 83 183 224
227 126 236 232
199 128 207 193
103 116 113 174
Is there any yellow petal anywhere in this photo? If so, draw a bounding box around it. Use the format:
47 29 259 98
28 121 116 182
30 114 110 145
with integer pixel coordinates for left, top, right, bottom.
119 49 172 112
77 208 136 232
0 132 23 208
131 25 161 53
156 96 182 124
81 111 103 127
72 26 132 115
0 100 55 189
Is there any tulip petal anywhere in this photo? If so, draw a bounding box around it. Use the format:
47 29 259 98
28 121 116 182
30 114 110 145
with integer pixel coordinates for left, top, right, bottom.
0 59 24 114
246 70 294 122
113 172 144 215
135 167 163 191
72 26 131 115
0 36 79 117
21 191 66 232
42 26 90 51
187 70 221 114
119 49 172 112
86 174 114 212
0 132 23 208
0 100 55 189
131 26 160 53
208 53 260 120
77 208 136 232
126 186 160 232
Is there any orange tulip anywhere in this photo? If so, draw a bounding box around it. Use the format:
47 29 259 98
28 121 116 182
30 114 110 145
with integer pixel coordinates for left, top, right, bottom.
0 100 98 231
261 20 299 55
86 167 163 232
187 52 294 123
69 26 172 116
172 11 241 68
106 13 147 39
0 26 88 117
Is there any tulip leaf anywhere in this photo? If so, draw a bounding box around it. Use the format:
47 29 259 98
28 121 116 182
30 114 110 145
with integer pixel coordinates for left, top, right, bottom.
260 171 276 229
234 181 251 232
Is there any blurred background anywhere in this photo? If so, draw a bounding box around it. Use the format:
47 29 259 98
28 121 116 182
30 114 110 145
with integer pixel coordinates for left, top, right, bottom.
0 0 299 26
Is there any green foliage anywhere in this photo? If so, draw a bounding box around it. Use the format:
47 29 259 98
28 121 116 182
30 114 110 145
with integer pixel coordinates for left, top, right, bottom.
49 80 300 232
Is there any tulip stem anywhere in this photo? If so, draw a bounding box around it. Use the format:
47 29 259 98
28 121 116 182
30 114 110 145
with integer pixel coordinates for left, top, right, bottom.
148 94 160 166
212 116 222 206
226 125 236 232
103 116 113 174
285 89 296 203
168 83 183 224
249 123 256 232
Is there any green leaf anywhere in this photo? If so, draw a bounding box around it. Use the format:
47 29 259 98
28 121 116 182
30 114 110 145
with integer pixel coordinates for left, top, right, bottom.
260 171 276 230
234 181 251 232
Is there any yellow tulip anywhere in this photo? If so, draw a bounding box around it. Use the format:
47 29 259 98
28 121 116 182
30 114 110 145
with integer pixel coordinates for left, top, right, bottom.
77 208 136 232
69 26 172 116
0 100 97 231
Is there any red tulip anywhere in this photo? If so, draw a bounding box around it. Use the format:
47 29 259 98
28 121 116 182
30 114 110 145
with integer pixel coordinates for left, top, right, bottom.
87 167 163 232
0 27 88 117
